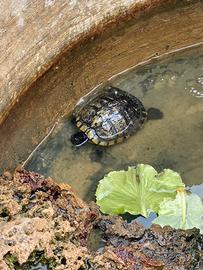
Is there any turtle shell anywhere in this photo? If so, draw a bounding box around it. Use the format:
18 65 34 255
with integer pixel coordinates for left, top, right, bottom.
74 86 147 146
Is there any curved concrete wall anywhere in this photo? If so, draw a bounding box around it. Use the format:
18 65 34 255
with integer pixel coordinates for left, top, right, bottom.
0 0 170 125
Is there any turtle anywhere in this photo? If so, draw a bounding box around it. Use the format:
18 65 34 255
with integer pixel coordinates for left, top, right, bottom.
71 86 163 146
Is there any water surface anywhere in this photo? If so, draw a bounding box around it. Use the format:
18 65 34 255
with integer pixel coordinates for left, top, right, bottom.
25 46 203 202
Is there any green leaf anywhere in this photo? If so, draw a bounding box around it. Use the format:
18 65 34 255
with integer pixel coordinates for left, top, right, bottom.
96 164 185 217
153 189 203 233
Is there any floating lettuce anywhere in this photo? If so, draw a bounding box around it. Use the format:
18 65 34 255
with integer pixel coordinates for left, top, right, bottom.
153 189 203 233
96 164 185 217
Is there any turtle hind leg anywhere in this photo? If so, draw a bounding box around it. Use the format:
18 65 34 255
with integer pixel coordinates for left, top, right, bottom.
147 108 164 120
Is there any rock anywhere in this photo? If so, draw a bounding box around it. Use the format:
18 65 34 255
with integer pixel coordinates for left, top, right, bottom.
0 168 202 269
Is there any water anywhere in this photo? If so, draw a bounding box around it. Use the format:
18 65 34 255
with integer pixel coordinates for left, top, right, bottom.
25 47 203 203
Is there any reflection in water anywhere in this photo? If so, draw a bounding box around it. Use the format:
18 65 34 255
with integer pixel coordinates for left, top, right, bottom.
187 76 203 98
190 183 203 199
25 47 203 203
31 263 48 270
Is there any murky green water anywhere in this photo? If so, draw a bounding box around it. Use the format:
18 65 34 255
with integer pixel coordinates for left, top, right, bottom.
25 47 203 203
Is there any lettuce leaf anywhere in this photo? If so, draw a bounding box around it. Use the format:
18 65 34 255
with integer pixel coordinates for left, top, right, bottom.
96 164 185 217
153 189 203 233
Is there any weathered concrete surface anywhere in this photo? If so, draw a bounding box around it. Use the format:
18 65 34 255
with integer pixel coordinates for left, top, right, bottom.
0 0 165 125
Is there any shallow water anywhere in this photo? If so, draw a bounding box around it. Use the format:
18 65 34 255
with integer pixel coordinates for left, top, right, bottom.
25 47 203 203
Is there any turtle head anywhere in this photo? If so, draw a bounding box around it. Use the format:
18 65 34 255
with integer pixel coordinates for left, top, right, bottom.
71 132 89 146
147 107 163 120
